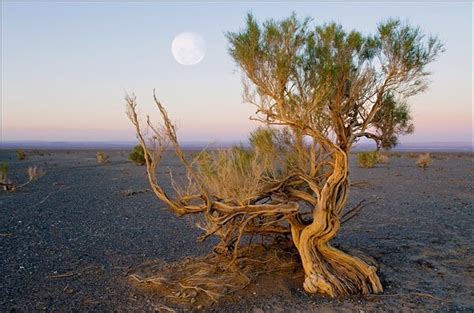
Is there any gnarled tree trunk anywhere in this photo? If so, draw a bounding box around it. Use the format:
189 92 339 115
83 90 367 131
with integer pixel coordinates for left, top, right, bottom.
290 150 383 296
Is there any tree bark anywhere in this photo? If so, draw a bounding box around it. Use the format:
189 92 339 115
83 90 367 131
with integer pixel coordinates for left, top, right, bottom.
291 150 383 297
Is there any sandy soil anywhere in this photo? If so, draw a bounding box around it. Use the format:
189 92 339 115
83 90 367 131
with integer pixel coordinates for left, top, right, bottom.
0 149 472 312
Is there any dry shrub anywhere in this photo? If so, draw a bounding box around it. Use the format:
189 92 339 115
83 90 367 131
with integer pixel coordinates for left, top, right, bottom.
17 150 26 160
1 165 45 192
377 153 390 164
27 166 45 181
416 153 431 169
357 151 379 168
407 152 418 158
96 152 109 164
130 243 300 310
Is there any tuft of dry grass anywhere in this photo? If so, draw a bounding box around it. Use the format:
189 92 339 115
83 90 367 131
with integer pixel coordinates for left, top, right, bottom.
27 166 46 181
377 153 390 164
17 150 26 160
96 152 109 164
416 153 431 169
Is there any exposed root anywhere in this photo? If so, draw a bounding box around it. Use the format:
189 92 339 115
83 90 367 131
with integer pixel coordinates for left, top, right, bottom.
152 303 176 312
129 243 300 310
298 241 383 297
46 265 104 279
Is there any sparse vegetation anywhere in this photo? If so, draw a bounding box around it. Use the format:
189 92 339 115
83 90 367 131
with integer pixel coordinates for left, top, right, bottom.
96 152 109 164
377 153 390 164
0 162 9 184
417 153 432 169
27 166 45 181
31 150 50 156
0 165 45 192
17 150 26 160
126 14 443 303
357 151 379 168
356 151 389 168
129 145 146 165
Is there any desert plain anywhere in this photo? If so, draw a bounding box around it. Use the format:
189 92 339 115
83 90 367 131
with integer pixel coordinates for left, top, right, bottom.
0 149 472 312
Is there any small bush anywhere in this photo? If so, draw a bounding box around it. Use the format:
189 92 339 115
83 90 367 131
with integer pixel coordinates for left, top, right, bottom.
96 152 109 164
27 166 45 181
416 153 431 169
17 150 26 160
357 151 379 168
0 163 44 192
0 162 9 183
129 145 146 165
377 153 390 164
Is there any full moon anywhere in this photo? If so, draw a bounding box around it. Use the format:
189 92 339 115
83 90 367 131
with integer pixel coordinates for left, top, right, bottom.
171 32 206 66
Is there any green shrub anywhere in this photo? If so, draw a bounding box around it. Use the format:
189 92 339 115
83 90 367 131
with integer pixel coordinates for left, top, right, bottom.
0 162 8 182
357 151 379 168
129 145 146 165
17 150 26 160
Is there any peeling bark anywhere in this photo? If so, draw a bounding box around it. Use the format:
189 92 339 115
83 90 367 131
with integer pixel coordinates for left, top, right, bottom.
290 150 383 296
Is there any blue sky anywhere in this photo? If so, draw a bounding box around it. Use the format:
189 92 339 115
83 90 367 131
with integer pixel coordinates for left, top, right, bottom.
1 2 472 143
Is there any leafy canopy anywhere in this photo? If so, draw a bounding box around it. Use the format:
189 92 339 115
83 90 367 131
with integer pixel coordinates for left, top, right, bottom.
227 14 443 150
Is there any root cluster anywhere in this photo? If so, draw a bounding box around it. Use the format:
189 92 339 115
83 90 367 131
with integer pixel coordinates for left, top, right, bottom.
129 242 300 309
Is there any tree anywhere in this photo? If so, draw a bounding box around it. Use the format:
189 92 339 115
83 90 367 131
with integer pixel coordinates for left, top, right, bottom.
126 14 443 297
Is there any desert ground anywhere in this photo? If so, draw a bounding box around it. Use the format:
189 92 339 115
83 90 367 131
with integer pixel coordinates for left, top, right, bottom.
0 149 472 312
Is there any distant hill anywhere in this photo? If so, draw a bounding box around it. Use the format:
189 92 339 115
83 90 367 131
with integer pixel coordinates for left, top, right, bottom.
1 140 472 152
353 142 473 152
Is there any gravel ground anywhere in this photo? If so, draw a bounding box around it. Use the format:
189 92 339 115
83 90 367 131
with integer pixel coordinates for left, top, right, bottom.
0 149 472 312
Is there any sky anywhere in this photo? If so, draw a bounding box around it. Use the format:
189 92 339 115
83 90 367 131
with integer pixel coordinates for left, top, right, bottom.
1 1 472 144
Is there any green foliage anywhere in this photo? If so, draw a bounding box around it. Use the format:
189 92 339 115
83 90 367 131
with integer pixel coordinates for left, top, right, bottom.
248 127 307 175
249 127 275 155
227 13 309 95
357 151 379 168
376 19 444 95
193 126 311 203
195 151 215 178
227 14 443 149
129 145 146 165
17 150 26 160
230 145 254 175
372 93 414 149
0 162 8 182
